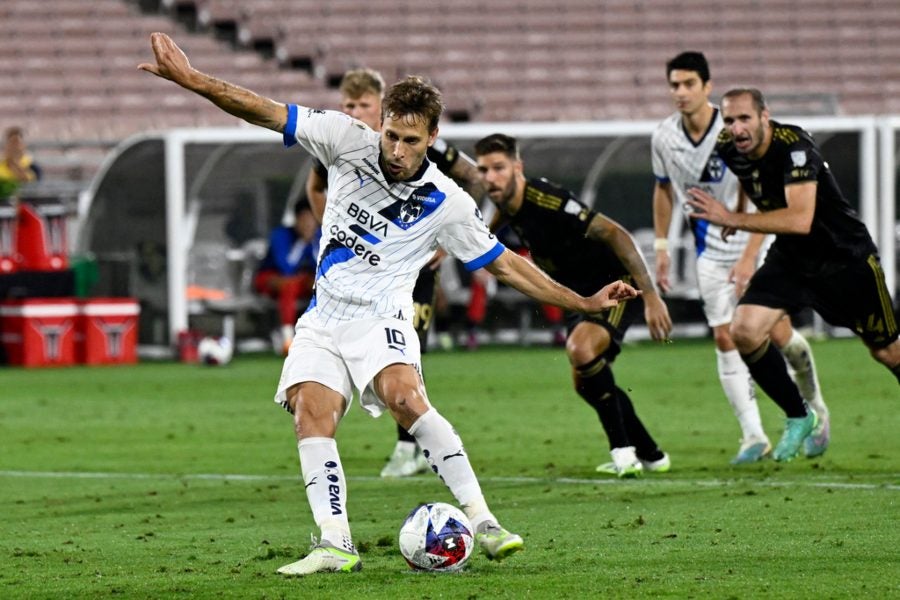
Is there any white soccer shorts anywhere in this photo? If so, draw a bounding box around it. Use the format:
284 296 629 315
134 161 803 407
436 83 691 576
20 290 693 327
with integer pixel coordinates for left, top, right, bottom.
273 316 423 418
696 256 740 328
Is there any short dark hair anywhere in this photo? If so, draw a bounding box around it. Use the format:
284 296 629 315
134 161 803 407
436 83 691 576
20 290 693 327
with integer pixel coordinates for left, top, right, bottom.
474 133 519 160
382 76 444 133
666 51 710 83
722 87 768 113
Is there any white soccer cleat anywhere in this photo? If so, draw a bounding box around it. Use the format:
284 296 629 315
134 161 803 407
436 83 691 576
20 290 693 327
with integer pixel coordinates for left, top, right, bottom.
596 446 644 478
276 539 361 576
639 452 671 473
380 444 430 478
475 521 524 561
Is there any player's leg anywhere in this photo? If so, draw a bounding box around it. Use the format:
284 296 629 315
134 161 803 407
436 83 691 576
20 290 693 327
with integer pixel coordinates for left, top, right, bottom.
815 254 900 383
770 316 829 457
374 363 523 560
713 323 770 463
277 381 360 575
273 324 361 576
465 276 488 350
568 318 653 477
381 266 437 478
731 303 815 462
696 257 768 463
868 338 900 383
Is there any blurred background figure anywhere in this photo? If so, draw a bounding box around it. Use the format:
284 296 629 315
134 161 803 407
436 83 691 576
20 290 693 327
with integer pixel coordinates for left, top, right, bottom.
253 199 321 354
0 127 41 199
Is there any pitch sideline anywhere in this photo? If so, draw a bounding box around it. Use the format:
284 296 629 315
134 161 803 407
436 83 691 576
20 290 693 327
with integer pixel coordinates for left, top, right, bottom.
0 469 897 491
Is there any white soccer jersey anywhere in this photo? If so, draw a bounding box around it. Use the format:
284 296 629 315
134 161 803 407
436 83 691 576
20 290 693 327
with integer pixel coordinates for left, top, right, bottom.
651 107 749 263
284 104 504 326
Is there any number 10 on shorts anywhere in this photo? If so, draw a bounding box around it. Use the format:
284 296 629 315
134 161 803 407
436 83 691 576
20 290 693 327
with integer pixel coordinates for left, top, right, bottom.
385 327 407 352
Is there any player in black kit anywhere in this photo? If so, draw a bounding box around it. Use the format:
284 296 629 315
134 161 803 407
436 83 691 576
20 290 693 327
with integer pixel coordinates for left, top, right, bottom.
305 68 487 478
687 88 900 462
474 133 673 477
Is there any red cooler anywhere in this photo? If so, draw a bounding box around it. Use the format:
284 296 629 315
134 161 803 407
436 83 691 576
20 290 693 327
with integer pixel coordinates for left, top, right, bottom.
0 298 78 367
77 298 140 364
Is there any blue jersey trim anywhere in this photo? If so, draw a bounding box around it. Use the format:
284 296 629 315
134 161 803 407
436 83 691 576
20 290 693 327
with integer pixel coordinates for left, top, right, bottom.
283 104 298 148
463 242 505 272
692 218 709 257
317 247 353 278
655 175 670 183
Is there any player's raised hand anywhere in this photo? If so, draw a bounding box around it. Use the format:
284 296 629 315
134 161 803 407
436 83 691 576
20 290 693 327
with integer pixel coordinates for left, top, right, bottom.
138 32 193 84
586 280 640 314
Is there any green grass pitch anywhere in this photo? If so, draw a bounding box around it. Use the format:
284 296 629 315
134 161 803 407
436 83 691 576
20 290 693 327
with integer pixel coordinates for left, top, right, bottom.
1 337 897 599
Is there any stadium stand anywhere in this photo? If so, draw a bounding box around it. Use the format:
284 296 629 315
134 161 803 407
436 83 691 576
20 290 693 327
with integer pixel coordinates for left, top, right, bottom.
2 0 899 184
0 0 336 182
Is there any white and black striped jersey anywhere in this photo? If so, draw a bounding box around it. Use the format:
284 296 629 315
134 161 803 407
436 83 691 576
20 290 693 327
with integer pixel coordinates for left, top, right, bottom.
651 107 750 263
283 104 503 326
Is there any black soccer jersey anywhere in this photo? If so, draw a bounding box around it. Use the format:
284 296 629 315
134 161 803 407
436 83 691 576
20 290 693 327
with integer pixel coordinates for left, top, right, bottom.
503 178 627 297
716 121 877 274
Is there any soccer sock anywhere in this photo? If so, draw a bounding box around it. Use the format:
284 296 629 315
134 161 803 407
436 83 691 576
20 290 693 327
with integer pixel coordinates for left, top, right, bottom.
396 422 416 444
615 389 664 462
573 354 630 449
716 349 767 442
297 437 354 553
741 340 808 418
778 330 827 418
408 409 493 529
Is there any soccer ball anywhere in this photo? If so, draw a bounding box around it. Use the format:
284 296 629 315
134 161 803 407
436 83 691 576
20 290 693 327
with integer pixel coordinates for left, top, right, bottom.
398 502 474 572
197 336 233 366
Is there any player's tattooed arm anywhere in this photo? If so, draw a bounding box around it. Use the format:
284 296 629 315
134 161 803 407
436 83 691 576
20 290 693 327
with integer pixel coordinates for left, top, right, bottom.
586 213 672 341
139 32 288 132
198 76 287 132
449 153 488 200
586 214 657 295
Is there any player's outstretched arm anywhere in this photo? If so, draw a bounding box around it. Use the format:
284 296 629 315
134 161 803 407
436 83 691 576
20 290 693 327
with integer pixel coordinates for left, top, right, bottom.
483 249 639 315
138 32 288 132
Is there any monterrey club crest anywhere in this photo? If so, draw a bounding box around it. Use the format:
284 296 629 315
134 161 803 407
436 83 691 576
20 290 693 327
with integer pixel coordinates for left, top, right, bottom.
379 183 446 230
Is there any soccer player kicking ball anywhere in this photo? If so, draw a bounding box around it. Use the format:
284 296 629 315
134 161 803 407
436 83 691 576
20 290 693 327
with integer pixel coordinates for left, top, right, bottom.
140 32 640 575
305 67 487 479
687 88 900 461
